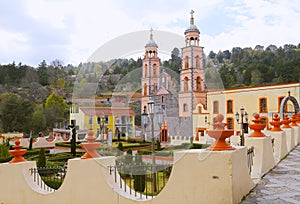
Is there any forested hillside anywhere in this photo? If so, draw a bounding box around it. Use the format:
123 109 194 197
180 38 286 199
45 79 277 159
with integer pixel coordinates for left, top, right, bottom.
207 44 300 88
0 43 300 134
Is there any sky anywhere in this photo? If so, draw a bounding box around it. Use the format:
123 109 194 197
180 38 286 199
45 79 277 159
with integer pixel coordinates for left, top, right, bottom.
1 0 300 67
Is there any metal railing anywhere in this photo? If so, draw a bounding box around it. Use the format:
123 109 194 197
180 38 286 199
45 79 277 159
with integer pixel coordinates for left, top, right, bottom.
29 164 67 192
247 146 255 174
108 163 172 199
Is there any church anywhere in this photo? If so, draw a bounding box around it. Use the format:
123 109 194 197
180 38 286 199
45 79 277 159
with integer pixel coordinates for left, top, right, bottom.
141 10 206 139
140 10 300 142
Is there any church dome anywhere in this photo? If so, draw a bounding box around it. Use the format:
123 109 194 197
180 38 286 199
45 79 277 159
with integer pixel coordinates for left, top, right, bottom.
146 39 158 47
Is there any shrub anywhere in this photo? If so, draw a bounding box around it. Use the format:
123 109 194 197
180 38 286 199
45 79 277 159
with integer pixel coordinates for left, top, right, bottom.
133 155 146 192
117 142 124 151
37 148 46 167
190 143 203 149
156 139 161 150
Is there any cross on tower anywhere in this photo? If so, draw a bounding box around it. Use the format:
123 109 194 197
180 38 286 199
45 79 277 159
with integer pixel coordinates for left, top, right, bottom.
190 10 195 25
190 10 194 17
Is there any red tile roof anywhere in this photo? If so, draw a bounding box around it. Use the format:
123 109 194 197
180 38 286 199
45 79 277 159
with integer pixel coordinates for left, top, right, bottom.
81 108 135 116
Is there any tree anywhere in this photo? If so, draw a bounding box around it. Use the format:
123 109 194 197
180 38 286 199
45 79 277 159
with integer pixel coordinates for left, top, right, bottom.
31 107 46 134
45 93 67 127
0 93 34 133
208 51 216 59
37 148 46 167
37 60 49 86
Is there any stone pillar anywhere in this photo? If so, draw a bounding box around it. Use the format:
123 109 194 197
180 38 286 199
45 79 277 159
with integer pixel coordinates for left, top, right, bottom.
245 114 275 179
169 148 255 204
290 114 300 145
281 114 295 151
267 114 288 163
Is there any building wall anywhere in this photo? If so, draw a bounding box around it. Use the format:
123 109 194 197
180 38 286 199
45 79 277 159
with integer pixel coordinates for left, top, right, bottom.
70 107 135 138
204 83 300 131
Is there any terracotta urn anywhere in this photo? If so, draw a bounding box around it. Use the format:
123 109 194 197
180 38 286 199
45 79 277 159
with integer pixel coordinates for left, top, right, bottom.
9 139 27 163
249 113 266 137
281 114 291 128
297 112 300 124
290 114 298 127
81 129 101 159
270 114 282 131
206 114 235 151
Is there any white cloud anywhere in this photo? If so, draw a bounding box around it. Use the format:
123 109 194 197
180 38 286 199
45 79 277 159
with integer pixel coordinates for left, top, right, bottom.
1 0 300 65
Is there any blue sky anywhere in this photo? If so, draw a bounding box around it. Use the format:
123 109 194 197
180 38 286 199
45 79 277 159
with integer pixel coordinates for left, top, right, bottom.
1 0 300 67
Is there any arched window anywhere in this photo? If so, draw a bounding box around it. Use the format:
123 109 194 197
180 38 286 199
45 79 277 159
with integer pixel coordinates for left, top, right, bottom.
143 83 147 96
184 77 189 92
183 104 188 112
184 56 189 69
195 56 200 69
153 64 157 76
196 76 202 91
144 64 148 77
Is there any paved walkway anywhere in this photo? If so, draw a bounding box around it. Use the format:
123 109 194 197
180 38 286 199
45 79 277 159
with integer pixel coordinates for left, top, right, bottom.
242 145 300 204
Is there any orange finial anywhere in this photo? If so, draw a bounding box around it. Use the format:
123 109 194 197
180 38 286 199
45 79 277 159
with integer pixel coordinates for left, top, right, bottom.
282 114 291 128
270 114 282 131
291 114 298 126
249 113 266 137
9 139 27 163
206 114 235 151
296 112 300 124
81 129 101 159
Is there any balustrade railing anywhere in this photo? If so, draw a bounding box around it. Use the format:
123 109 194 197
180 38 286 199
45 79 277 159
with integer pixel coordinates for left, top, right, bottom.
108 163 172 199
29 164 67 192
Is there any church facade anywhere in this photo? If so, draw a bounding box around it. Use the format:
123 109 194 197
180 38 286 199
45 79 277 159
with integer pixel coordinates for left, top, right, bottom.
140 10 300 142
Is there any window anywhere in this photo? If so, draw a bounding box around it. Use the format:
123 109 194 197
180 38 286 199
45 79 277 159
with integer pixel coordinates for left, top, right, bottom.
144 65 147 77
184 56 189 69
161 96 164 103
213 101 219 114
261 117 267 124
196 77 202 91
143 83 147 96
184 77 189 92
88 116 93 125
259 98 267 113
153 66 157 76
226 100 233 114
278 96 287 112
195 56 200 69
227 118 233 129
183 104 188 112
198 106 202 113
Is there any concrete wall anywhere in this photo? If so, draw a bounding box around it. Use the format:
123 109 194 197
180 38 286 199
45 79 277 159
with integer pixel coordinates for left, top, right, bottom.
0 148 254 204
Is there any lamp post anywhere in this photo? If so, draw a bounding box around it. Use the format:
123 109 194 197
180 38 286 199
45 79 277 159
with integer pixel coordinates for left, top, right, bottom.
97 113 105 143
147 99 157 193
68 119 76 157
157 106 164 143
141 106 148 142
235 106 248 146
